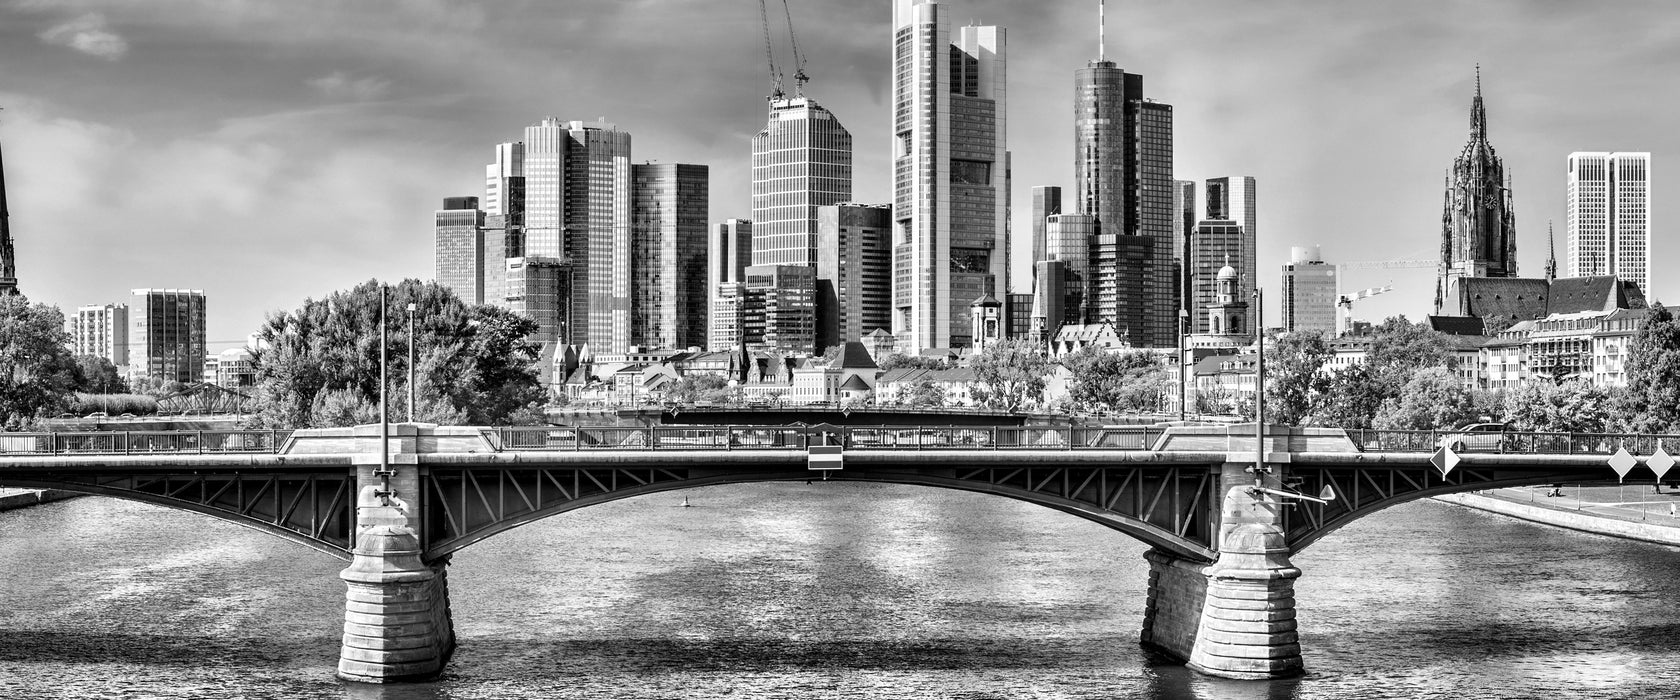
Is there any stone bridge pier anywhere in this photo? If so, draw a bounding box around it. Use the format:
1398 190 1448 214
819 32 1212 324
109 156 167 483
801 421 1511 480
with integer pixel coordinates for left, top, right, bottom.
1140 461 1304 679
334 424 455 683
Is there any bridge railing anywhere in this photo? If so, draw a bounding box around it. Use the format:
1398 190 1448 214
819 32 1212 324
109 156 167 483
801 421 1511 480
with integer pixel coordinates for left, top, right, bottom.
491 425 1167 451
1345 429 1680 455
0 430 293 456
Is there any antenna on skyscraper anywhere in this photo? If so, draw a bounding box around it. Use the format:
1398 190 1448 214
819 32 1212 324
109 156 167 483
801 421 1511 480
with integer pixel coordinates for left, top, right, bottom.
1099 0 1105 61
782 0 809 95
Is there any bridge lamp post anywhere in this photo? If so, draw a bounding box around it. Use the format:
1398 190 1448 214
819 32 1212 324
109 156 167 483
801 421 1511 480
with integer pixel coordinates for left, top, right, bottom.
1253 287 1266 488
406 302 417 423
1178 308 1189 421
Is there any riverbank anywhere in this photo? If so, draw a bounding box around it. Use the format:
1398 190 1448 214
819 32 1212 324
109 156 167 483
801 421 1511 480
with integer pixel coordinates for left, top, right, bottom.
1437 486 1680 547
0 488 84 512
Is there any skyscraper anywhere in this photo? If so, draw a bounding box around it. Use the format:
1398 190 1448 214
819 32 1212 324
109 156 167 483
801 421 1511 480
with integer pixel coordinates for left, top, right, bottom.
434 197 487 305
892 0 1008 352
1436 69 1517 313
751 97 853 267
1567 152 1651 293
631 163 709 350
1188 220 1244 334
0 125 15 296
1071 33 1173 347
72 304 129 367
746 263 816 354
128 289 207 385
816 203 893 351
1203 176 1257 333
521 118 633 349
710 219 753 320
1030 185 1062 274
1045 213 1094 326
1281 246 1338 335
504 257 563 344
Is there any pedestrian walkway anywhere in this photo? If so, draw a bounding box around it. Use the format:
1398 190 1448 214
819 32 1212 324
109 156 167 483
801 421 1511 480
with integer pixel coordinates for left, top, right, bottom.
1474 485 1680 528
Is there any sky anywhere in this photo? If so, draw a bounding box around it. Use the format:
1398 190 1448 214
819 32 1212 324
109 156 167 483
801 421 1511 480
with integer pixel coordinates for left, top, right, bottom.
1 0 1675 351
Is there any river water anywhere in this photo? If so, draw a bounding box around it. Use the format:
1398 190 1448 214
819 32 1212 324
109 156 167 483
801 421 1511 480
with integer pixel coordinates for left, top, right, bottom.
2 484 1678 699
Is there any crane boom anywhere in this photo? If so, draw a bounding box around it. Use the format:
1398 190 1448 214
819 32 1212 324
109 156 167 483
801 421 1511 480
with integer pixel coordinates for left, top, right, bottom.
782 0 808 95
1337 259 1438 270
758 0 784 101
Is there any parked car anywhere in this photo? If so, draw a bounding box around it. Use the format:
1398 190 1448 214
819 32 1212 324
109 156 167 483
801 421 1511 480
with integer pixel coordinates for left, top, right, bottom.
1439 422 1511 452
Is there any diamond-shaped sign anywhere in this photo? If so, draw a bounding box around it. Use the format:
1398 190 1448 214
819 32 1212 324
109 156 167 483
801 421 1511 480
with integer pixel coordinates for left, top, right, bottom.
1649 445 1675 481
1608 447 1638 482
1431 445 1459 477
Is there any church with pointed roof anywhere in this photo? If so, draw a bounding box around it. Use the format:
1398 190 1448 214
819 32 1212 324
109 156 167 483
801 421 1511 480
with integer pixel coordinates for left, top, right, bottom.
1436 67 1518 314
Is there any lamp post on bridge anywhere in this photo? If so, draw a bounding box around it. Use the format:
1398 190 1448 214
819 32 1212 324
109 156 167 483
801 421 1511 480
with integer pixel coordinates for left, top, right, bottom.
407 302 417 423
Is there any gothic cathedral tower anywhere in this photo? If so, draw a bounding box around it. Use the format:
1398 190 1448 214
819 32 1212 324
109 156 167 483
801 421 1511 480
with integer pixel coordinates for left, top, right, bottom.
1435 68 1517 313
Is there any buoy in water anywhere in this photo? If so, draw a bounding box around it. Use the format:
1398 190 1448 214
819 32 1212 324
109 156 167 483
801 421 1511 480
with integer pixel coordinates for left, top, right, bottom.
681 496 691 508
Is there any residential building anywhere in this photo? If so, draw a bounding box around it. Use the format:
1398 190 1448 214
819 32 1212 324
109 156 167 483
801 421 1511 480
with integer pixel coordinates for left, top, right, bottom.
1436 71 1518 313
71 303 128 367
434 196 487 305
1281 246 1338 335
751 97 853 267
128 289 207 385
1567 152 1651 293
892 0 1009 352
631 162 709 350
203 347 255 389
816 203 892 352
1074 51 1174 348
1484 308 1650 390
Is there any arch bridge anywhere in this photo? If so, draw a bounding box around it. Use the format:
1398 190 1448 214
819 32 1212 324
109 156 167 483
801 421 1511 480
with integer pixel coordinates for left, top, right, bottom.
0 422 1666 683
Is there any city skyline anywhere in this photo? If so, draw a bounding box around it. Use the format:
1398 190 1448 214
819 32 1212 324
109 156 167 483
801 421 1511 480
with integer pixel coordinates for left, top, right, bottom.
0 0 1675 348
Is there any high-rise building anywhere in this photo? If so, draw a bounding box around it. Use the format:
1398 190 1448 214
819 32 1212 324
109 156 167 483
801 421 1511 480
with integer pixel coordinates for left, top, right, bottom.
709 282 759 352
1172 180 1196 314
1073 44 1173 347
72 303 129 367
1436 70 1517 313
1567 152 1651 293
434 196 487 305
746 263 816 354
484 142 524 222
1046 214 1094 326
1188 220 1245 334
481 214 520 311
816 203 893 352
1030 186 1062 273
711 220 753 308
1005 292 1033 340
504 257 563 345
0 126 14 296
892 0 1008 352
128 289 207 385
1202 176 1257 333
1281 246 1338 335
1030 259 1067 347
631 163 709 350
751 97 853 267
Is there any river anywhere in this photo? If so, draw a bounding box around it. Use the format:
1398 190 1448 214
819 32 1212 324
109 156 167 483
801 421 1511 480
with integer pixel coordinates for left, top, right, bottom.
2 483 1677 699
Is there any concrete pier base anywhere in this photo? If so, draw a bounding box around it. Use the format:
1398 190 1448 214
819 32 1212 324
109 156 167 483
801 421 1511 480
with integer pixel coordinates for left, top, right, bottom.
336 526 455 683
1184 520 1302 679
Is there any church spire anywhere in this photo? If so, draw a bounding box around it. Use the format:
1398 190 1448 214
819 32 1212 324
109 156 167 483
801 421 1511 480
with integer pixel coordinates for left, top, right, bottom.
1545 220 1557 282
1470 64 1487 144
0 111 16 296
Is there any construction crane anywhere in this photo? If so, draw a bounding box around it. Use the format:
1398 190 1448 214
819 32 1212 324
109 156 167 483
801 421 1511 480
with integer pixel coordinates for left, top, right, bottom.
758 0 785 102
1338 259 1439 271
1338 284 1393 330
781 0 809 95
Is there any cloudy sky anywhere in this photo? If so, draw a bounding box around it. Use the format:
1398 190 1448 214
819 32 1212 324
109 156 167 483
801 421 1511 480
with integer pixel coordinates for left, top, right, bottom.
2 0 1674 349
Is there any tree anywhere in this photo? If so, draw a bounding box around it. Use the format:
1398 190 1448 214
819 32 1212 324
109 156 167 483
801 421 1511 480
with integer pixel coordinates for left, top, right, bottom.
250 279 547 428
1307 316 1454 428
668 374 730 404
1312 364 1385 429
74 355 129 394
877 353 948 371
1620 303 1680 433
1265 331 1331 426
0 296 82 427
1061 346 1172 413
969 338 1049 412
1502 380 1617 434
903 379 947 408
1481 313 1518 336
1373 367 1481 431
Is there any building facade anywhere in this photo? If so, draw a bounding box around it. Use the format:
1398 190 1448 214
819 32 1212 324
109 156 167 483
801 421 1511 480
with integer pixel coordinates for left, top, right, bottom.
1045 213 1094 326
128 289 207 385
710 219 752 313
1201 177 1256 333
1437 72 1518 313
1187 219 1245 334
1030 185 1062 277
434 196 487 305
1567 152 1651 294
816 203 893 352
751 97 853 267
1073 59 1174 348
892 0 1008 352
504 257 564 345
71 303 129 367
630 163 709 350
746 263 816 355
1281 245 1338 335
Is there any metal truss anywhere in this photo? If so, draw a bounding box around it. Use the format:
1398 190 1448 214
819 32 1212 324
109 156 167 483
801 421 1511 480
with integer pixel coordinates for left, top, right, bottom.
421 466 694 557
950 464 1218 556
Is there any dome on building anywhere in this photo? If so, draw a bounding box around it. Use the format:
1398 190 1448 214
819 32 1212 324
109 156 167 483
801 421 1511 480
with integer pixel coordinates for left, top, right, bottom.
1218 265 1238 279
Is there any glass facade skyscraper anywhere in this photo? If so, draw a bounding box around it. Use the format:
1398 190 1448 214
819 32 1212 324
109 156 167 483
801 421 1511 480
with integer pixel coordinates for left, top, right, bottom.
816 203 893 352
128 288 207 384
434 196 487 305
751 97 852 267
631 163 709 351
892 0 1008 352
1567 152 1651 294
1281 246 1338 335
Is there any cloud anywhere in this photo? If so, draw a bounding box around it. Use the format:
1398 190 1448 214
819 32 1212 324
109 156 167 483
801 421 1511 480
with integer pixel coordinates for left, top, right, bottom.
307 71 392 101
38 12 128 60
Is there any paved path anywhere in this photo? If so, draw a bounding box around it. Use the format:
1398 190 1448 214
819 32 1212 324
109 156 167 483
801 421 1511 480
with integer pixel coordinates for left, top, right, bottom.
1476 485 1680 527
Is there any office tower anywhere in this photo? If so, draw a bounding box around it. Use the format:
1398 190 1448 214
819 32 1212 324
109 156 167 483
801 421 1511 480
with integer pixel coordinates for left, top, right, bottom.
434 196 487 305
1436 70 1517 313
631 163 709 350
504 257 563 344
751 97 853 267
746 263 816 354
1005 292 1032 339
710 282 759 352
1046 213 1094 325
0 127 13 296
1030 186 1063 272
816 203 893 352
1203 176 1257 333
1281 246 1338 335
711 219 753 309
481 214 518 311
1172 180 1196 313
1030 259 1067 347
1073 37 1173 347
1188 220 1244 334
521 118 632 349
128 289 207 384
484 142 524 221
72 303 129 367
1567 152 1651 293
892 0 1008 352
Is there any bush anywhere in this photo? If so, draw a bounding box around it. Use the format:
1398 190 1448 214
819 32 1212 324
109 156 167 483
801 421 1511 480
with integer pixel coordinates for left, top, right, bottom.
67 393 159 416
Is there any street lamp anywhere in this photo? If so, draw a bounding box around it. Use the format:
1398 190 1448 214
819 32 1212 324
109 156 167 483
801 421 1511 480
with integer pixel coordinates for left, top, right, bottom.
377 284 392 505
1252 287 1266 489
1178 307 1189 421
406 302 417 423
